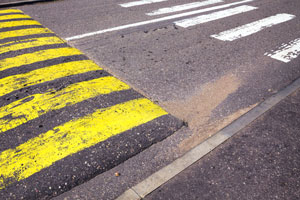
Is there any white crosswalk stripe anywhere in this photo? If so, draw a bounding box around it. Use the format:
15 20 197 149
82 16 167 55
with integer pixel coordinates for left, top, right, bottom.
265 38 300 63
146 0 224 16
67 0 255 41
174 5 257 28
103 0 298 64
211 13 295 41
119 0 167 8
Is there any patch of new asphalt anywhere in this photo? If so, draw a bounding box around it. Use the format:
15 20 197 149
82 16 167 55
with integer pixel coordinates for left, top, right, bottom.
145 88 300 200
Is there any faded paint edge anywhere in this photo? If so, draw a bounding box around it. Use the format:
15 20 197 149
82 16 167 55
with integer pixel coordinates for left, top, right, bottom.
211 13 295 41
146 0 223 16
66 0 255 41
265 38 300 63
174 5 257 28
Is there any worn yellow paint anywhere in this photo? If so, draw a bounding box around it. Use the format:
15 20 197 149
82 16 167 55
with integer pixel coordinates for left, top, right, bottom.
0 20 41 29
0 60 102 97
0 14 31 21
0 9 168 191
0 28 52 41
0 76 130 133
0 36 65 54
0 98 167 189
0 47 82 72
0 9 22 14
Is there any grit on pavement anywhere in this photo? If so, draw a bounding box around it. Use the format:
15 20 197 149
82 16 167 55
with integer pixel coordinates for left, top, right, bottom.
145 88 300 200
0 0 299 199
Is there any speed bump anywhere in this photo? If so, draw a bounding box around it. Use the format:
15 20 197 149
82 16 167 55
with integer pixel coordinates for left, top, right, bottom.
0 9 182 199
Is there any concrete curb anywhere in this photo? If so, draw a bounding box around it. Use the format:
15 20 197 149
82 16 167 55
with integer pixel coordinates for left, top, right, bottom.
116 76 300 200
0 0 49 7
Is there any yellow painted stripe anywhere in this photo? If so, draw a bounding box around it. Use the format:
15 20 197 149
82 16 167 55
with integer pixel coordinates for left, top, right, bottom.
0 60 102 97
0 98 167 189
0 36 65 54
0 76 130 133
0 9 22 14
0 14 31 21
0 28 52 41
0 47 82 72
0 20 41 29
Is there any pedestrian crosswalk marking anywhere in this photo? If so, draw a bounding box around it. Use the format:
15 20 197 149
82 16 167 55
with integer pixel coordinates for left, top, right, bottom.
0 98 167 190
211 13 295 41
146 0 223 16
265 38 300 63
117 0 299 65
66 0 255 41
119 0 167 8
174 5 257 28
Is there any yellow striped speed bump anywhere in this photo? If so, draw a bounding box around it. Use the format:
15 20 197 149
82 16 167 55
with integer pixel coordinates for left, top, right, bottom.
0 9 23 14
0 76 131 133
0 13 31 21
0 9 182 199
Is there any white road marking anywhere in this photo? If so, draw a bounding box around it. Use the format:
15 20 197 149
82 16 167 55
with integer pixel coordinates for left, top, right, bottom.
66 0 254 41
146 0 223 16
175 5 257 28
265 38 300 63
119 0 167 8
211 13 296 41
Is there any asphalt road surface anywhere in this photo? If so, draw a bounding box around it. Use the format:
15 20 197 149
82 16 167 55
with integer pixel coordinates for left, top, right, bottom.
0 7 182 200
19 0 300 148
145 88 300 200
0 0 299 199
